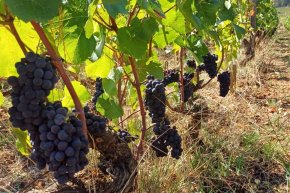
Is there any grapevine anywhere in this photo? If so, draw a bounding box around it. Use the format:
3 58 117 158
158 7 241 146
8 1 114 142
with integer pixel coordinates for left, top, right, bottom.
0 0 279 192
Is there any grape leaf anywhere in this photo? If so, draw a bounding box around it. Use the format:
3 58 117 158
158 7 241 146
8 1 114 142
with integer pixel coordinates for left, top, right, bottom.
138 0 165 19
117 17 158 58
47 88 65 102
85 48 115 78
102 78 117 96
102 0 128 18
232 23 246 40
98 97 123 119
0 27 22 77
62 81 90 108
5 0 61 22
12 128 31 156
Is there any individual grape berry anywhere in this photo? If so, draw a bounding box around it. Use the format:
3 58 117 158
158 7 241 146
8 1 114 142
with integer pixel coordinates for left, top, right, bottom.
54 114 66 125
198 53 218 78
7 76 19 87
217 71 231 97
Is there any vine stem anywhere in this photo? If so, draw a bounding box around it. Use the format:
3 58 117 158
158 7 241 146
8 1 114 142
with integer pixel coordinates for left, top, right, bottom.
179 48 185 111
6 16 27 55
30 21 88 138
129 57 147 158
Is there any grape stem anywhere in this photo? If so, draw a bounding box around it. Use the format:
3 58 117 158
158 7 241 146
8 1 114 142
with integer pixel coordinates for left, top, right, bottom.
3 10 27 55
30 21 88 138
127 3 138 26
129 56 147 158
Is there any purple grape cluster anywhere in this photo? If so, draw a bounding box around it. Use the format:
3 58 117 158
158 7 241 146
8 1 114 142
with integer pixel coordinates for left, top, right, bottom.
186 60 196 68
84 106 107 137
163 69 180 86
32 101 89 185
92 77 104 110
7 52 58 131
217 71 231 97
151 118 182 159
144 76 182 159
198 53 218 78
145 75 166 123
181 73 195 102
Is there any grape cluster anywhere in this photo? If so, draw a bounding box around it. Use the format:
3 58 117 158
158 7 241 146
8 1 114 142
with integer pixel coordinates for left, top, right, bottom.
117 129 137 143
31 102 89 184
217 71 231 97
163 69 180 86
84 106 107 137
186 60 196 69
7 52 58 131
92 78 104 109
151 118 182 159
198 53 218 78
181 73 195 102
144 75 166 123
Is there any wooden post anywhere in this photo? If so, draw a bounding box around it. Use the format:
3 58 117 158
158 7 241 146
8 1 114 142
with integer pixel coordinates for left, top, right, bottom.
230 63 237 93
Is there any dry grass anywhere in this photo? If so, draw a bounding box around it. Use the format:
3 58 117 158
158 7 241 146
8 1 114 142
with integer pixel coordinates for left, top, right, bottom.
135 27 290 193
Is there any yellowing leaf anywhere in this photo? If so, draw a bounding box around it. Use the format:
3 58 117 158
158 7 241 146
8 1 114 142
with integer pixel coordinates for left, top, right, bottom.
0 27 23 77
85 48 115 78
0 92 4 106
62 81 90 108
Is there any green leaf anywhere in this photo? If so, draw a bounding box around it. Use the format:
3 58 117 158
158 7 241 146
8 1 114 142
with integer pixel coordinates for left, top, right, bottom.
136 58 164 82
102 0 128 18
12 128 31 156
5 0 61 22
138 0 165 19
62 81 91 108
107 67 123 82
0 0 5 14
59 31 96 64
102 78 117 96
117 17 158 58
117 27 147 58
232 23 246 40
98 97 123 119
84 19 94 39
153 26 179 49
186 35 209 63
90 26 106 61
177 0 203 30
